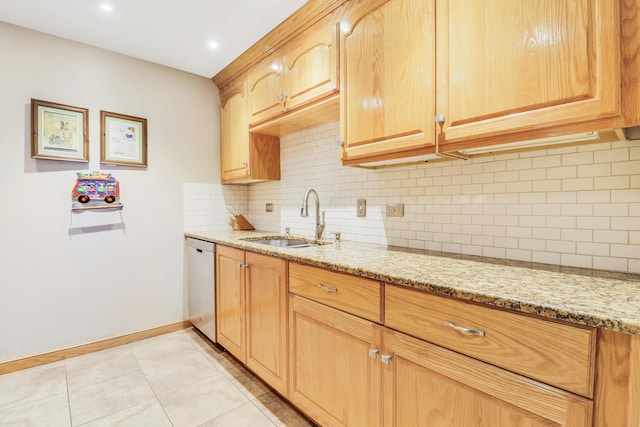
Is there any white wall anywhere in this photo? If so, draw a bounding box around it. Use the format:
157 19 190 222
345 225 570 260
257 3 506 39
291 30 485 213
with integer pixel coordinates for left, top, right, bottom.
245 121 640 274
0 22 219 362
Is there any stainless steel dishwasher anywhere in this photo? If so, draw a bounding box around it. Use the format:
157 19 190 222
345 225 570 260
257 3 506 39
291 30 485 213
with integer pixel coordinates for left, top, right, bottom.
186 238 216 342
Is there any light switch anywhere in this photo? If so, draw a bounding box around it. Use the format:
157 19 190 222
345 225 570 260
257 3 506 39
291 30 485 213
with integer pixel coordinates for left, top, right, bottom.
357 198 366 218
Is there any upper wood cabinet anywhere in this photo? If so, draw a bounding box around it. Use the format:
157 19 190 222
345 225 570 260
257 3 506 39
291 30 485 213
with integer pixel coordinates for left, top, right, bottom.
436 0 622 152
340 0 437 166
247 17 339 127
219 79 280 184
220 80 250 183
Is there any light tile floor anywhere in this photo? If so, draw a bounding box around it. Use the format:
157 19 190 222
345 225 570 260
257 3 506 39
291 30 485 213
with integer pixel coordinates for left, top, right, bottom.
0 328 316 426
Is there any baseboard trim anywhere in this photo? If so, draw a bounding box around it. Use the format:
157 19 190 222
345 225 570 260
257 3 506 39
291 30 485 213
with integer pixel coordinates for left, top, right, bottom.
0 320 192 375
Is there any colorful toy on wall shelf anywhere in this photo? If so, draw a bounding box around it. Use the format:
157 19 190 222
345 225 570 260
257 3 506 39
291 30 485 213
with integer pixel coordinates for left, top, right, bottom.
71 171 122 210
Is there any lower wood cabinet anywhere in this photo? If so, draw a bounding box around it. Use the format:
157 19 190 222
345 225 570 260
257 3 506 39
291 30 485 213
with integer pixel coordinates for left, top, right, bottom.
288 292 592 427
382 328 593 427
214 251 637 427
215 245 288 396
288 294 382 427
216 245 245 361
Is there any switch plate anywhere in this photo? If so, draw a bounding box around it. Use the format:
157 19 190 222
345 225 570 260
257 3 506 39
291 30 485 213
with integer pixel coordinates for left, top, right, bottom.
386 203 404 217
265 203 274 212
357 198 366 218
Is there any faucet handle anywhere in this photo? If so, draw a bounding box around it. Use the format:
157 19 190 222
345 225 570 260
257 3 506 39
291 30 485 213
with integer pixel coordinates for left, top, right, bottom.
329 231 341 242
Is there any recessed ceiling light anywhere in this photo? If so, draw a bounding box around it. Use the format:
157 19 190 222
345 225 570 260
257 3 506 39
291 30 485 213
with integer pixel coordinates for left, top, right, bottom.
208 41 219 49
100 3 113 12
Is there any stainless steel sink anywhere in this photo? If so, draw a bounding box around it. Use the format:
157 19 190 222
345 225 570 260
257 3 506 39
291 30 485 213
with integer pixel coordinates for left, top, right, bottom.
242 236 331 248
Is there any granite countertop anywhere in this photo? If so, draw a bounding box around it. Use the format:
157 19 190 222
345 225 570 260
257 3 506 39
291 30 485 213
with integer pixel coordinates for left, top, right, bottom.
186 230 640 336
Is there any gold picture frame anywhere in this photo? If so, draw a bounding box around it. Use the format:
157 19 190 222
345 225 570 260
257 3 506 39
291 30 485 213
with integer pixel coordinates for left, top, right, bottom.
100 110 148 167
31 99 89 162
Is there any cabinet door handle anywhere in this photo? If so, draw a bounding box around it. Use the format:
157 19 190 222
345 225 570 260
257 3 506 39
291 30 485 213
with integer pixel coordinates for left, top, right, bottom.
445 321 485 337
368 348 379 359
317 283 337 293
239 263 249 270
278 92 288 109
381 354 392 365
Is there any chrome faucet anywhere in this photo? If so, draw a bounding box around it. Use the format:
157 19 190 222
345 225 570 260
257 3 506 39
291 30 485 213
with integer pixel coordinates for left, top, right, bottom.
300 188 325 240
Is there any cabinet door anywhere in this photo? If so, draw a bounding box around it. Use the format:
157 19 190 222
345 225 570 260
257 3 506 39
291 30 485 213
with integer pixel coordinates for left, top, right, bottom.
289 295 382 427
247 56 285 126
220 81 250 182
284 19 339 111
437 0 620 149
382 329 593 427
245 252 288 396
215 245 246 362
340 0 436 164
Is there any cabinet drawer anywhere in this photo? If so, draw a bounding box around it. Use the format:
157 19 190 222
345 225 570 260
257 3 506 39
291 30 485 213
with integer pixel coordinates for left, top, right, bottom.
385 285 597 397
289 263 382 323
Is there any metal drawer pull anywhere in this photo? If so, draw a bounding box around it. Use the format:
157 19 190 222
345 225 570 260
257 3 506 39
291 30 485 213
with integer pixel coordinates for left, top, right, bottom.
445 321 485 337
317 283 338 293
369 349 379 359
381 354 393 365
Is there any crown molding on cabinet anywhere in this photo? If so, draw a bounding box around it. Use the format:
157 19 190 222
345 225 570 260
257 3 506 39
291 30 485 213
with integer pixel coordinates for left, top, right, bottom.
212 0 349 88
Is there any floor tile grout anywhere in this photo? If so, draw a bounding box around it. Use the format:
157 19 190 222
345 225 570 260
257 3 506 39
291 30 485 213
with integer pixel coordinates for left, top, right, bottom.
0 328 313 427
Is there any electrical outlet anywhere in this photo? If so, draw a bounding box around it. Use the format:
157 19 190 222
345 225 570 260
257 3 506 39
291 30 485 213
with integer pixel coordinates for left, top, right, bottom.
357 198 366 218
265 203 274 212
386 203 404 217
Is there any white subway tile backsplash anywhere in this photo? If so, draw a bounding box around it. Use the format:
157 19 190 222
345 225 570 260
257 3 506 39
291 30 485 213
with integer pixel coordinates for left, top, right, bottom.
532 227 560 240
561 204 593 216
184 121 640 273
532 251 561 265
562 177 594 192
577 216 610 230
506 248 532 262
548 166 576 180
593 256 628 272
611 244 640 259
611 189 640 203
577 242 610 256
561 253 593 269
593 230 628 244
594 203 628 217
563 151 594 166
597 148 629 163
578 163 611 177
532 180 561 192
561 229 593 242
532 154 562 168
596 176 630 190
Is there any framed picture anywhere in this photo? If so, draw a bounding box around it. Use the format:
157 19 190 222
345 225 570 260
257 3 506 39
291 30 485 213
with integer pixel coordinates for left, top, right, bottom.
100 110 147 167
31 99 89 162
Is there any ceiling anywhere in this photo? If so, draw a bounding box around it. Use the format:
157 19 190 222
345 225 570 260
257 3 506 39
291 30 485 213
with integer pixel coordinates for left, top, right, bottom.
0 0 308 79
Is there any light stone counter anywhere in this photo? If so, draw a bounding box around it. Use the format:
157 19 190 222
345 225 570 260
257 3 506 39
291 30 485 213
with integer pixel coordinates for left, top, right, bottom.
186 230 640 336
